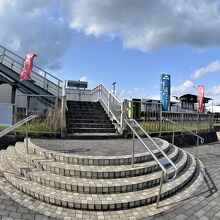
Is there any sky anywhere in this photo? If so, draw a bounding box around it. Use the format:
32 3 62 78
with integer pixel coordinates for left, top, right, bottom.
1 0 220 104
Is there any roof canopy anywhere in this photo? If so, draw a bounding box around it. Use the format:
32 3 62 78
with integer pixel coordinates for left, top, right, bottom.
179 94 212 104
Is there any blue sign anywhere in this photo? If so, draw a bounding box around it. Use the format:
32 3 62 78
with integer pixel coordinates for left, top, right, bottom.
160 74 171 111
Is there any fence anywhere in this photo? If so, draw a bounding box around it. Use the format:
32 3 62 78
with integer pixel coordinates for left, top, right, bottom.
127 100 214 133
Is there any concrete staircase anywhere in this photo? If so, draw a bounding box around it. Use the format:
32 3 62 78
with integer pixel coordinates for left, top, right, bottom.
0 138 204 219
66 101 119 138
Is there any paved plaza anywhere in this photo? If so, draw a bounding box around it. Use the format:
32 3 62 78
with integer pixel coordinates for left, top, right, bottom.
0 141 219 219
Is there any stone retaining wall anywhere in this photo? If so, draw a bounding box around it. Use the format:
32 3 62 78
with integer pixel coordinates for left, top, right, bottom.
161 131 218 148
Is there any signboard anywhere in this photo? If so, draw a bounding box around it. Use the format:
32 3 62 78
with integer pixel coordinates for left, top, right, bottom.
20 53 37 81
160 74 171 111
0 103 13 126
197 85 205 113
67 80 87 89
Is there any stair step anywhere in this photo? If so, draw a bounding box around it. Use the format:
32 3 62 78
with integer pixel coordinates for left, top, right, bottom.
67 101 101 107
67 106 103 110
66 119 113 124
66 112 108 117
67 115 110 120
67 123 115 129
14 144 179 179
0 159 204 219
5 146 188 194
67 128 116 133
67 133 122 139
1 149 197 211
28 138 170 165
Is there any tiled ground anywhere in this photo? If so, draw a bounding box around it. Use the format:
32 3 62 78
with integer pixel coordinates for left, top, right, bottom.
31 138 163 156
149 142 220 220
0 142 219 219
0 191 57 220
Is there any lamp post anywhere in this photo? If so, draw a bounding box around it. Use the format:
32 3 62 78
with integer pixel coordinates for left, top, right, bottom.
113 82 116 95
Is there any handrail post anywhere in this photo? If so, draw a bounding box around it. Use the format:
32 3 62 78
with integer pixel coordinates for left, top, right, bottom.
172 131 175 145
26 96 30 154
98 85 101 100
61 81 67 138
196 136 199 158
120 101 124 128
156 170 164 208
131 132 135 167
159 104 162 136
107 92 110 114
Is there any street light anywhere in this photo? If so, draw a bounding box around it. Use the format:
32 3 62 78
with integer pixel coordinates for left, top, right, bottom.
112 82 116 95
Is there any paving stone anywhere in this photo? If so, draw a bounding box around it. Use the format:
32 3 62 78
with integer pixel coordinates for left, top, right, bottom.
21 213 36 219
9 212 22 218
0 141 219 219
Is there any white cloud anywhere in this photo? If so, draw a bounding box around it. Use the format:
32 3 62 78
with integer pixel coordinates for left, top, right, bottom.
192 60 220 79
207 85 220 96
69 0 220 52
0 0 75 70
119 87 147 99
79 76 94 88
1 0 220 74
171 80 194 96
79 76 88 81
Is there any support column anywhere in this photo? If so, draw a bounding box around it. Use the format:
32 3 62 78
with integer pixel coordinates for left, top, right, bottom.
11 86 16 104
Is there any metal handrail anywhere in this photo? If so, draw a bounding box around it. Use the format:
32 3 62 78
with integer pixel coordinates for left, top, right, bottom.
164 118 204 143
125 119 178 180
0 115 38 138
100 84 121 103
91 84 122 126
0 45 62 97
0 45 62 82
124 119 178 208
164 118 204 158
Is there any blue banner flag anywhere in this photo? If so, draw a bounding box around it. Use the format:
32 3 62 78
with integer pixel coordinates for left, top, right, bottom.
160 74 171 111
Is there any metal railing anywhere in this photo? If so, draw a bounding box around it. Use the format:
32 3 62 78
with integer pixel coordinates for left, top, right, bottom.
165 118 204 158
124 119 178 208
0 115 38 154
66 84 123 127
0 115 38 138
0 45 62 97
126 100 214 133
95 84 122 126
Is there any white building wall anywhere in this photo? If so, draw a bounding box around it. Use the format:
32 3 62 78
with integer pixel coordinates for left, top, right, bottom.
0 84 11 103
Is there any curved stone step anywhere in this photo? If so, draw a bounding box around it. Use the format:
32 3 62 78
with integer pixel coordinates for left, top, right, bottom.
14 143 179 179
5 146 188 194
0 158 204 220
1 150 197 211
26 138 171 166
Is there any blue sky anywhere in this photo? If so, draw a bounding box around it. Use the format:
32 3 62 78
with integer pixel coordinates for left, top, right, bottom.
56 34 220 102
1 0 220 103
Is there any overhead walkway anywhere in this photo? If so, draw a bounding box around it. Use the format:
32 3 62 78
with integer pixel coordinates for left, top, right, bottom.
0 45 62 105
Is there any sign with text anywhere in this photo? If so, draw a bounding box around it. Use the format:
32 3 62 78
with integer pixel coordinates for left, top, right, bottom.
160 74 171 111
198 85 205 113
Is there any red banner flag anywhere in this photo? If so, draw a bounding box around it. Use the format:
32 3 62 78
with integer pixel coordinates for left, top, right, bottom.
197 85 205 113
20 53 37 81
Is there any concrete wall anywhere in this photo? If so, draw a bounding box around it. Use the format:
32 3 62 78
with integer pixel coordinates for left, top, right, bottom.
0 85 27 107
161 131 218 148
0 84 11 103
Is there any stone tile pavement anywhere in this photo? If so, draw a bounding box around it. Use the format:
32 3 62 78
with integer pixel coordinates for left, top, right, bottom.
147 142 220 220
0 142 219 219
0 192 57 220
